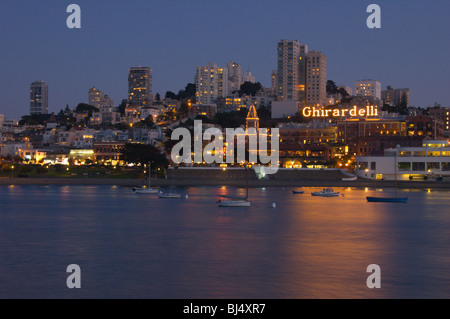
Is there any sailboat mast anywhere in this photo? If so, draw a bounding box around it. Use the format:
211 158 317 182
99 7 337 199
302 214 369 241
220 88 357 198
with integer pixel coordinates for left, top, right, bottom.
246 164 249 199
395 148 398 196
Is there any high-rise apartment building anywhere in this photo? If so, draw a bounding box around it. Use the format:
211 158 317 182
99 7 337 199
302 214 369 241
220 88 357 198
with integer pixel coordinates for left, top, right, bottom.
195 63 228 105
89 87 114 109
305 51 327 106
226 61 242 95
30 81 48 115
354 79 381 100
276 40 308 102
271 70 278 95
242 70 255 84
381 85 410 107
128 67 152 106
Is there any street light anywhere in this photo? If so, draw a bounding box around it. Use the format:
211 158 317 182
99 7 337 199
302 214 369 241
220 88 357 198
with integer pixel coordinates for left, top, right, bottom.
11 165 14 178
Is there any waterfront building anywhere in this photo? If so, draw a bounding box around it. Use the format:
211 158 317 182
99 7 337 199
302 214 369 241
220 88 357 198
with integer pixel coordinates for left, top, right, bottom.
278 122 337 145
428 107 450 136
30 81 48 115
406 114 444 140
355 140 450 180
93 141 126 165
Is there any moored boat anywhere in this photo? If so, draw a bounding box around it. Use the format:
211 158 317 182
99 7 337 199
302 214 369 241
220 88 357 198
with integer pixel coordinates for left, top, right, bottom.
366 196 408 203
311 188 340 197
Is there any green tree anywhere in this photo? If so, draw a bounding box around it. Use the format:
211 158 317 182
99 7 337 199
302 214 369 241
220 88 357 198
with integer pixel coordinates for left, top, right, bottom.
117 99 127 115
75 103 97 113
122 143 168 168
397 92 409 115
326 80 338 95
239 81 262 96
165 91 177 100
135 116 155 129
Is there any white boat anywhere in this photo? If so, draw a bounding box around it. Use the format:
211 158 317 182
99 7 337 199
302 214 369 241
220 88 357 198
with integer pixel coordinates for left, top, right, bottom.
311 188 340 197
158 192 181 199
133 162 159 194
134 187 159 194
217 165 251 207
217 199 251 207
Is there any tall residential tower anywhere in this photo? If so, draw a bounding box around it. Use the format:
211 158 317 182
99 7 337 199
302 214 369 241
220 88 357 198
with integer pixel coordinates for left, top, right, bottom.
276 40 308 102
30 81 48 115
128 67 152 106
305 51 327 106
195 63 228 105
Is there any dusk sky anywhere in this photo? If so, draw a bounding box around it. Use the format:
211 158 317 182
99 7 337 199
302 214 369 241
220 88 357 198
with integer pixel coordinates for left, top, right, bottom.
0 0 449 119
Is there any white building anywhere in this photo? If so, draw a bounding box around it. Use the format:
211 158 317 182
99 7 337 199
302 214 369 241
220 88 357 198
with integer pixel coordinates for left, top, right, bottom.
89 87 114 109
195 63 228 105
355 140 450 181
226 61 242 94
354 79 381 100
242 70 255 84
306 51 327 106
140 106 160 121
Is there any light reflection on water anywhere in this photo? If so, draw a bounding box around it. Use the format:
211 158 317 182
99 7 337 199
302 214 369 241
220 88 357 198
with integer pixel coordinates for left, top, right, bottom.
0 185 449 298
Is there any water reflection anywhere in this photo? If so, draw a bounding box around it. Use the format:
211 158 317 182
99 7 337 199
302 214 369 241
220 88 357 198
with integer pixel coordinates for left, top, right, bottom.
0 185 449 298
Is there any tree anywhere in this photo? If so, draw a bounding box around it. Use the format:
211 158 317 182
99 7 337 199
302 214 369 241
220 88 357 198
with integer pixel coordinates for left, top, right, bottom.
117 99 127 115
326 80 338 95
135 116 155 129
239 81 262 96
179 102 190 116
75 103 97 113
337 87 350 99
165 91 177 100
122 143 169 168
155 93 161 101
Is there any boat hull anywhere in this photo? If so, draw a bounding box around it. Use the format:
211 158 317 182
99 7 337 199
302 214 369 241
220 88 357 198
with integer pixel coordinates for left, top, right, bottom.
311 192 340 197
366 197 408 203
218 200 251 207
292 191 304 194
159 194 181 199
134 188 159 194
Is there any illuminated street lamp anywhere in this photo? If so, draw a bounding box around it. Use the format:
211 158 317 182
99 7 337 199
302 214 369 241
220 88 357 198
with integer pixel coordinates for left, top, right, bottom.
11 165 14 178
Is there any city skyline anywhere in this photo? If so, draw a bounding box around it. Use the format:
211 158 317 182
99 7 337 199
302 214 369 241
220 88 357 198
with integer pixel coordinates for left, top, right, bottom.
0 0 449 118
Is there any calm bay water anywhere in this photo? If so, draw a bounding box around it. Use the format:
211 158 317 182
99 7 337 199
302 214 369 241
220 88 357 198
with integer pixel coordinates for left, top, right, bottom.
0 184 449 299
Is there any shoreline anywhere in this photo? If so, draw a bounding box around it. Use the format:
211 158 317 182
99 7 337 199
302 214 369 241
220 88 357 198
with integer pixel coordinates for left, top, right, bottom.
0 177 449 190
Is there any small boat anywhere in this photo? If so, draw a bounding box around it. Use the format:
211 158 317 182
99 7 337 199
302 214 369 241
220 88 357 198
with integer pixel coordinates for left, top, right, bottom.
133 162 159 194
366 196 408 203
292 190 305 194
134 187 159 194
311 188 340 197
158 192 181 199
217 164 251 207
217 199 251 207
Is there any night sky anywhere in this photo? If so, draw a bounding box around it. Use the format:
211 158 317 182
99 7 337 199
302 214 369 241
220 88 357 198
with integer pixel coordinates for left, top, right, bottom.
0 0 449 118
